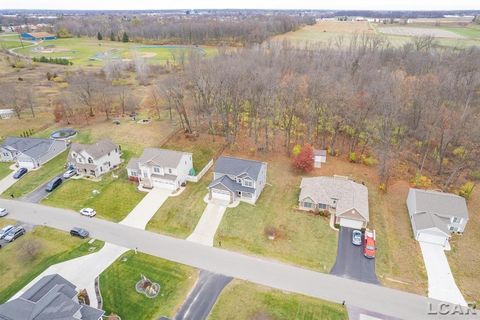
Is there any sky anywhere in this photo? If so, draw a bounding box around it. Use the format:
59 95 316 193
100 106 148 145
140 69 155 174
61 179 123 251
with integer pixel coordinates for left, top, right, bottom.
1 0 479 11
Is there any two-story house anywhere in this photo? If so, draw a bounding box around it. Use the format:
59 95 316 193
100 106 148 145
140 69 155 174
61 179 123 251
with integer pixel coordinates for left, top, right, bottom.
127 148 193 190
406 188 469 248
298 175 369 229
68 139 121 178
208 156 267 204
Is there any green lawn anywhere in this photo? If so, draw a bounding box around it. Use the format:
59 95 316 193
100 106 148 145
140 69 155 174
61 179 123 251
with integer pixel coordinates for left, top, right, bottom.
441 26 480 39
210 280 348 320
0 162 12 179
214 156 338 272
146 176 209 238
100 251 196 320
0 223 104 303
1 150 68 198
42 154 145 222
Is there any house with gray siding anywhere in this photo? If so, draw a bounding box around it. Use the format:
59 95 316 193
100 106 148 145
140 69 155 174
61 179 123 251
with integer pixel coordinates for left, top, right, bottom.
68 139 121 178
208 156 267 204
406 188 469 247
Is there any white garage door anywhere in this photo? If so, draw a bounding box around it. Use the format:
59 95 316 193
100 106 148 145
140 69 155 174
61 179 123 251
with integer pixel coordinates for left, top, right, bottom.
152 179 176 190
17 160 35 169
211 189 231 201
339 218 364 229
418 232 447 246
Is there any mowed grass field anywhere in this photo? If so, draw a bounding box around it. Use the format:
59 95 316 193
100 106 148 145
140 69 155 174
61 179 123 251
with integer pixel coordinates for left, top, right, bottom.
13 37 217 66
210 280 347 320
0 162 12 179
100 251 196 320
0 221 104 303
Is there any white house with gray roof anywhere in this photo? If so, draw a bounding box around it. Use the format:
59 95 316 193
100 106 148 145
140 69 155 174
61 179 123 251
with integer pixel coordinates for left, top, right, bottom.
299 175 369 229
127 148 193 190
406 188 469 247
208 156 267 204
0 137 67 169
0 274 104 320
68 139 121 178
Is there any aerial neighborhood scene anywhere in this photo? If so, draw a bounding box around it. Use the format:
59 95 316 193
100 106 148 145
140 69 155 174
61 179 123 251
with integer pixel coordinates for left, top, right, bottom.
0 0 480 319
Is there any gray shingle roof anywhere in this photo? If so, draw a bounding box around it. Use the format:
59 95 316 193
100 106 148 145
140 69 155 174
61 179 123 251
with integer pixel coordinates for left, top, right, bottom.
410 189 469 219
127 157 139 170
313 149 327 157
70 139 117 160
299 176 369 221
138 148 191 168
2 137 56 160
208 175 255 193
21 274 76 303
213 156 265 181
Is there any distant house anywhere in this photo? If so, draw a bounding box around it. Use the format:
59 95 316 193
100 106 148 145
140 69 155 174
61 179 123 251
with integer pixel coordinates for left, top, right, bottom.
0 137 67 169
0 274 104 320
0 109 15 119
20 32 56 41
208 156 267 204
406 188 469 247
313 149 327 168
68 139 121 178
127 148 193 190
299 175 369 229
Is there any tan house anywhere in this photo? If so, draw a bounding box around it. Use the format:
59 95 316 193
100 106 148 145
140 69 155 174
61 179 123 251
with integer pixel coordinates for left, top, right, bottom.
68 139 121 178
298 175 369 229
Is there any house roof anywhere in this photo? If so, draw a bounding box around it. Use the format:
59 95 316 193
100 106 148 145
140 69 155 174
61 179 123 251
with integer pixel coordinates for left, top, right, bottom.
208 175 255 193
70 139 117 160
0 109 14 114
299 176 369 221
313 149 327 157
213 156 265 181
2 137 58 160
411 211 450 235
138 148 191 168
0 274 104 320
127 157 139 171
409 188 469 219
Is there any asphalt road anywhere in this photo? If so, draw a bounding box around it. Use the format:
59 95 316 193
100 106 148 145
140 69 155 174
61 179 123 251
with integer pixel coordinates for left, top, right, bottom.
0 199 478 320
20 174 64 203
330 227 379 284
174 270 232 320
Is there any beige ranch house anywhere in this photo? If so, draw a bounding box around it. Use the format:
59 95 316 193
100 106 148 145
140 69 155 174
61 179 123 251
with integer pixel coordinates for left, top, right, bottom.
298 175 369 229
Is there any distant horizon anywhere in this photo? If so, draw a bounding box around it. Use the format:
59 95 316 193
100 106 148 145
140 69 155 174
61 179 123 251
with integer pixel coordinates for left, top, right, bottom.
1 1 479 12
1 8 480 12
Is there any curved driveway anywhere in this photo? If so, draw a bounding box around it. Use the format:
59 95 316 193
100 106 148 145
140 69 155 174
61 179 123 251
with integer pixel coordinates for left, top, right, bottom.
0 199 477 320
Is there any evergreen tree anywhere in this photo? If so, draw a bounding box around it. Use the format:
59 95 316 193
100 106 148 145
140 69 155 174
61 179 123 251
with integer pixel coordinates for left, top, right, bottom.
110 31 115 41
122 31 129 43
97 32 103 40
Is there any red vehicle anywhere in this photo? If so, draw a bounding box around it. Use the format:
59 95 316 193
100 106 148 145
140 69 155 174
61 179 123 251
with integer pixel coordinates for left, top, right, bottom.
364 229 376 259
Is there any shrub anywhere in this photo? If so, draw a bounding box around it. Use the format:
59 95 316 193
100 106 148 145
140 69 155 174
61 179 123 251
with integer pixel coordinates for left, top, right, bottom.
292 144 302 157
348 151 357 163
458 182 475 200
361 155 378 166
410 173 432 188
17 239 42 263
33 56 72 66
468 170 480 181
292 144 314 172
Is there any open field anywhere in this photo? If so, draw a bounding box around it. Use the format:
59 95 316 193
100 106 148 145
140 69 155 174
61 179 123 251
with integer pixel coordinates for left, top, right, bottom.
100 251 196 320
209 280 347 320
0 162 12 179
13 37 217 66
378 26 465 38
0 223 104 303
1 150 68 198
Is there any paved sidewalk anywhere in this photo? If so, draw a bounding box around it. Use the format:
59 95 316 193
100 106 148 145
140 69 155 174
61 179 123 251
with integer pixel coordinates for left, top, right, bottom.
419 242 467 306
187 202 226 246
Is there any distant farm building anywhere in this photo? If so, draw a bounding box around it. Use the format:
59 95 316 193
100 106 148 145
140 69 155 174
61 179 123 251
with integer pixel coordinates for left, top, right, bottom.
20 32 56 41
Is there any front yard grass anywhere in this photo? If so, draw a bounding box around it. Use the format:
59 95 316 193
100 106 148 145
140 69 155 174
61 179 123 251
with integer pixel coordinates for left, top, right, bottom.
215 154 338 272
146 176 209 238
1 150 68 198
42 161 145 222
209 280 348 320
0 162 12 179
100 251 196 320
0 225 104 303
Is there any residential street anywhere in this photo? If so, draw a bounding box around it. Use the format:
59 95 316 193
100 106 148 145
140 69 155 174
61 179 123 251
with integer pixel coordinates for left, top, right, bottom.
174 270 232 320
330 227 379 284
1 199 477 320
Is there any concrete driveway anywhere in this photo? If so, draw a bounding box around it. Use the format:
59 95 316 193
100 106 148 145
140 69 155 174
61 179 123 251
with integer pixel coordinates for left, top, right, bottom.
419 242 467 306
187 201 226 246
0 171 17 194
330 227 379 284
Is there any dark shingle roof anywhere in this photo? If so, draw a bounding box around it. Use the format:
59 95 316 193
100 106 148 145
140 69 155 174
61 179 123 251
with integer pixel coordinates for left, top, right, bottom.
70 139 117 160
208 175 255 193
21 274 76 303
213 156 265 180
138 148 191 168
2 137 55 160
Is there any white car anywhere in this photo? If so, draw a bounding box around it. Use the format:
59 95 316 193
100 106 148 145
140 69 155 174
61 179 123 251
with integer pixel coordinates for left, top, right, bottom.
0 225 14 239
0 208 8 217
63 169 76 179
79 208 96 217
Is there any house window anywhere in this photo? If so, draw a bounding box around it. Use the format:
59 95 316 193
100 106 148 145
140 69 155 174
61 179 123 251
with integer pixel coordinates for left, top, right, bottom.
303 202 313 208
130 171 138 177
244 180 253 187
451 217 461 224
100 166 103 172
168 168 172 174
88 157 93 164
108 152 111 156
318 203 327 209
153 167 161 173
449 226 459 232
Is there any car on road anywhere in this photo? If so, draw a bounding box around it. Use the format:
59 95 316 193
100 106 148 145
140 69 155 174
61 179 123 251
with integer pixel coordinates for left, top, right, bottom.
13 167 28 179
352 230 362 246
70 227 89 239
364 229 376 259
46 177 62 192
79 208 96 217
0 208 8 217
4 226 26 242
63 168 76 179
0 225 14 239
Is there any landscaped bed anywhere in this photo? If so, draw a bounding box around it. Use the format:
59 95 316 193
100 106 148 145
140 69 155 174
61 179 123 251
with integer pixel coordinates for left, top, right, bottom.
100 251 197 320
0 223 104 303
209 280 348 320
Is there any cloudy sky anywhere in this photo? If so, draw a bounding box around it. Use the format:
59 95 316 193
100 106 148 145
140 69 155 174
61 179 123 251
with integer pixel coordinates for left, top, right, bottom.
1 0 479 11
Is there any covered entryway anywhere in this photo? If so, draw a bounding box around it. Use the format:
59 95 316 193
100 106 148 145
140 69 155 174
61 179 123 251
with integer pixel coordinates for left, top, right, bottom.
417 231 448 247
338 217 364 229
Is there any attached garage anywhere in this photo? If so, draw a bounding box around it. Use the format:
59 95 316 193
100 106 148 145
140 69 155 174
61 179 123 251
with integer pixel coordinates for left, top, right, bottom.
211 188 232 202
338 217 364 229
152 178 177 190
417 230 448 247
